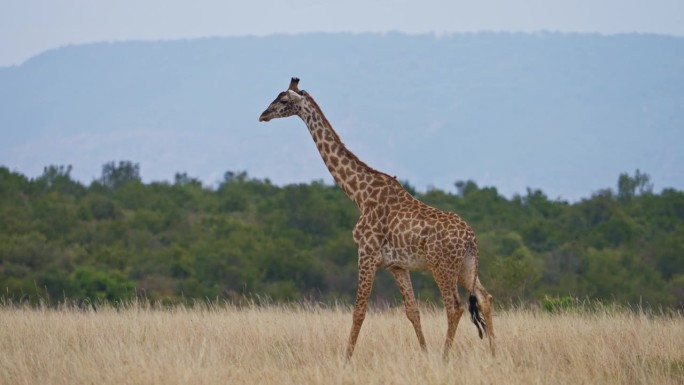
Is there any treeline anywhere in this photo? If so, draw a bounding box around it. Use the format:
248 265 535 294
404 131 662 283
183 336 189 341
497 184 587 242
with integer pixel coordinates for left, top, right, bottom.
0 162 682 308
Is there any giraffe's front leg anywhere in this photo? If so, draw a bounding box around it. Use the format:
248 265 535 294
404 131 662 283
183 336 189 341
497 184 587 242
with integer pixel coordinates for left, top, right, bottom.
345 250 379 360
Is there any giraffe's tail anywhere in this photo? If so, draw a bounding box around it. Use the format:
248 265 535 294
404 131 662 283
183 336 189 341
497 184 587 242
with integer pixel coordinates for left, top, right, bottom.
468 293 486 339
468 277 496 355
465 236 486 339
464 234 495 354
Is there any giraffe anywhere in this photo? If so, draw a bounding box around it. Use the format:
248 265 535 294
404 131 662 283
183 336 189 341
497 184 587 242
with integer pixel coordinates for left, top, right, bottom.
259 78 495 359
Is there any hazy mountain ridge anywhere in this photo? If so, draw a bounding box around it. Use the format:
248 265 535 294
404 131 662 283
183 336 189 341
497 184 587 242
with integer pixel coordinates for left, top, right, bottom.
1 32 682 200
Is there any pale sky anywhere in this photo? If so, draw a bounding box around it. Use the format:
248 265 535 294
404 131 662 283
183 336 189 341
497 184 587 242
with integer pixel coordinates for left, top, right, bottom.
1 0 683 67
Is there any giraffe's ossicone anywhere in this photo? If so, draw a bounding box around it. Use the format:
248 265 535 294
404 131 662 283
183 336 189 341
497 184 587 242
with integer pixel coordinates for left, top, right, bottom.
259 78 495 359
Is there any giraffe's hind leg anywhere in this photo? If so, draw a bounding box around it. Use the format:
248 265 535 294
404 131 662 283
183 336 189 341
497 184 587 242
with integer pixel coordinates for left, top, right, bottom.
389 267 427 351
434 274 464 359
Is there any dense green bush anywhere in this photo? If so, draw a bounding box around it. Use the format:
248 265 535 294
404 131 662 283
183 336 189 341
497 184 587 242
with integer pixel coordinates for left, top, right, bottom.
0 164 682 308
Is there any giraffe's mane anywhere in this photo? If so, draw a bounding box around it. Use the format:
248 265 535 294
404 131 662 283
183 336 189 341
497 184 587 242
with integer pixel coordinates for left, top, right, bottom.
303 93 399 184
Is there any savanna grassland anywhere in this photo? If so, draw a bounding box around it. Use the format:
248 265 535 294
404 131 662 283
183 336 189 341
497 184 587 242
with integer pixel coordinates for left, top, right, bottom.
1 302 682 385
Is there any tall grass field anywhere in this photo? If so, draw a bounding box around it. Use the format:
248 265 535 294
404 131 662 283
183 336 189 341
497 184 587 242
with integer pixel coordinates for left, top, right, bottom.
1 301 682 385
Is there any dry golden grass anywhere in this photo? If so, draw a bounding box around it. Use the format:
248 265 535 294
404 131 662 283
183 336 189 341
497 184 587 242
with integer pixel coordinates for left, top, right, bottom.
1 301 682 385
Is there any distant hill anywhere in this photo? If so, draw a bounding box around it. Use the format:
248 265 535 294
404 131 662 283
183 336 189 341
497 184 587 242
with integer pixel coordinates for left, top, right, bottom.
1 32 682 200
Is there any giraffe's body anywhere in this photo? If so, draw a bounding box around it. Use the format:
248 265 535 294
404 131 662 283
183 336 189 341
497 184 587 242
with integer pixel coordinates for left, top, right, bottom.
259 78 495 359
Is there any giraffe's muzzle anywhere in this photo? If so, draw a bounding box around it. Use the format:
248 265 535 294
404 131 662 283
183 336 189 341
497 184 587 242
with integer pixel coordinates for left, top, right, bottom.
259 111 271 122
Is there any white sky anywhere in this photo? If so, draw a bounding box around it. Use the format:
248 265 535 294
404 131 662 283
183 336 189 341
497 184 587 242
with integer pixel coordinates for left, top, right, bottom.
1 0 683 66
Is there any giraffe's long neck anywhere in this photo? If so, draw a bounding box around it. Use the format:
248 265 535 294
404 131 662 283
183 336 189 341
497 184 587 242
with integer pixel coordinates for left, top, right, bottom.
298 95 387 208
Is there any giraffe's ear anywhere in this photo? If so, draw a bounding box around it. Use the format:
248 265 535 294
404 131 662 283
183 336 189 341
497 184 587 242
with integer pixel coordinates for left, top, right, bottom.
288 77 300 92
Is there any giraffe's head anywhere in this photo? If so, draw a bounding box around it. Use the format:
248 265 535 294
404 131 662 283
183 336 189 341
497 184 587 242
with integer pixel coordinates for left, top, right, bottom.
259 77 307 122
